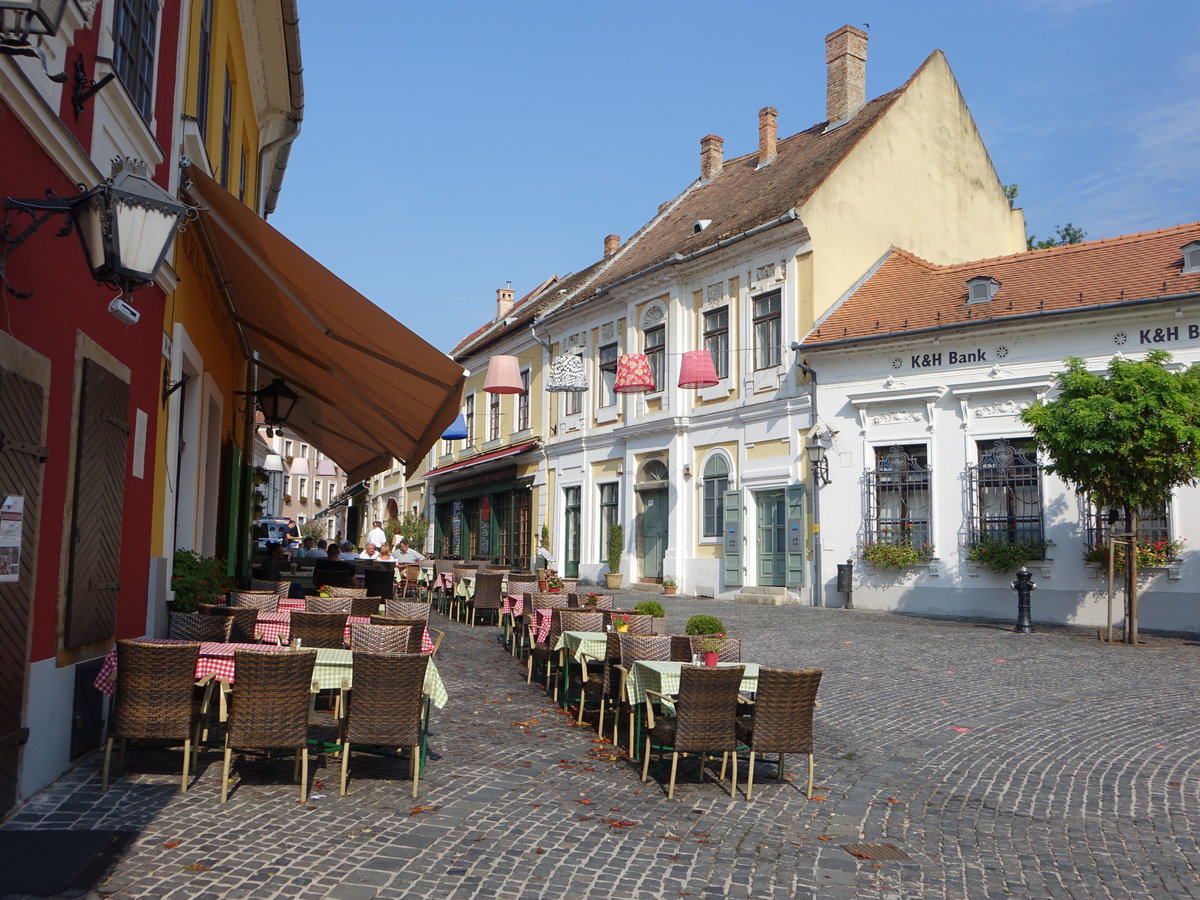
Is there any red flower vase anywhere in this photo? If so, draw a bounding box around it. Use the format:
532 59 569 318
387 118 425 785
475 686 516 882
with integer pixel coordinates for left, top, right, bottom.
703 651 718 667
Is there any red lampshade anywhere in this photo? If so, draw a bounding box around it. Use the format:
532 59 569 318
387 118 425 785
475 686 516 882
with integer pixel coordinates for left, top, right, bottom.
678 349 720 389
483 354 524 394
613 353 655 393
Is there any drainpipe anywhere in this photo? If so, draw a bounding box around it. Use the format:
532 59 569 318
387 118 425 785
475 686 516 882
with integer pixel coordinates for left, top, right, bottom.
794 350 822 607
259 0 304 217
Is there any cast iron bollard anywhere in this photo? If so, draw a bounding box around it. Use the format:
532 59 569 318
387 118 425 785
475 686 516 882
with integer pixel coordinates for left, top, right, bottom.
836 559 854 609
1011 566 1036 633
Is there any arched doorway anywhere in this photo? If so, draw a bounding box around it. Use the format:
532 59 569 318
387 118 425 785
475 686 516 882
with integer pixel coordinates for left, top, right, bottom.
385 498 399 522
636 459 669 580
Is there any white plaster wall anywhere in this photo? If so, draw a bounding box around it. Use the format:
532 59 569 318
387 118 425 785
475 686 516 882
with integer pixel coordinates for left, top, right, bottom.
20 659 78 799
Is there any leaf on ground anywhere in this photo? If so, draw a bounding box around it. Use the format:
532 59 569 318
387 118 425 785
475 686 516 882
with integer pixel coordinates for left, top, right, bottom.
604 819 635 828
846 848 873 859
162 840 181 849
314 780 324 790
573 797 593 805
535 847 545 854
659 835 683 842
182 862 211 872
949 726 972 733
410 804 440 816
810 795 827 801
817 835 835 841
887 797 900 804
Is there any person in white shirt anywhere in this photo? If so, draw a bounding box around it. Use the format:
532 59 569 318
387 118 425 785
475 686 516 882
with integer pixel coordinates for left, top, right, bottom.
360 542 382 561
392 538 426 564
366 520 387 550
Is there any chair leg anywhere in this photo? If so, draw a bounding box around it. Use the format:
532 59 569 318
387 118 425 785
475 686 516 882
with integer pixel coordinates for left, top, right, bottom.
807 753 814 800
641 737 652 782
411 744 420 798
667 752 679 800
299 747 309 803
729 751 738 799
101 737 114 791
526 654 534 684
181 738 191 793
747 750 756 801
220 745 232 803
699 752 707 783
340 743 351 795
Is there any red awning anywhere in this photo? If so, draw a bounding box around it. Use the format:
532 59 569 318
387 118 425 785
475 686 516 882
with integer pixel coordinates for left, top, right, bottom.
424 440 539 479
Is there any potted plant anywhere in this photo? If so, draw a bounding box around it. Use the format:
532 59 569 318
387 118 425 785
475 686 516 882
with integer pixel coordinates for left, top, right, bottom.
685 615 726 667
545 569 564 592
662 576 677 595
634 600 667 634
583 591 602 607
169 550 233 613
612 613 630 633
605 523 623 590
967 537 1055 574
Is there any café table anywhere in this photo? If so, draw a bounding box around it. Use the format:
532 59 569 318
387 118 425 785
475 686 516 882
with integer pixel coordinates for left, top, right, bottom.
623 660 761 759
553 630 610 704
254 610 435 653
310 648 448 707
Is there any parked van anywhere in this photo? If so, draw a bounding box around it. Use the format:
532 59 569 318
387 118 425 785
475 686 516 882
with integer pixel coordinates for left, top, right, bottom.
255 516 298 549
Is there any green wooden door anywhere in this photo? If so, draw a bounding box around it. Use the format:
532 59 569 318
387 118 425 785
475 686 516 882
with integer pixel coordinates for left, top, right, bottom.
640 488 668 580
563 487 581 578
756 490 786 587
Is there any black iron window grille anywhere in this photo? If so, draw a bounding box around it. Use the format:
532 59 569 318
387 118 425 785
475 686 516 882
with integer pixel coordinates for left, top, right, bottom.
864 445 931 549
966 439 1046 554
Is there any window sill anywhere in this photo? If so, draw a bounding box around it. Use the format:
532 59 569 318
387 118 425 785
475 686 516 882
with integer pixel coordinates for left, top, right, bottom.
699 380 734 403
969 559 1053 579
1085 561 1181 581
864 558 941 577
596 405 620 425
748 366 783 394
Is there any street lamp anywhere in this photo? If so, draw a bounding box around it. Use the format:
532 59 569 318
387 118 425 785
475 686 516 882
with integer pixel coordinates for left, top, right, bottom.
251 378 300 427
1 157 191 316
805 439 831 485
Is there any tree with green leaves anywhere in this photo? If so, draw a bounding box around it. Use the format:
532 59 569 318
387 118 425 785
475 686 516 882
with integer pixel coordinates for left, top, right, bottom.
1028 223 1087 250
1021 350 1200 643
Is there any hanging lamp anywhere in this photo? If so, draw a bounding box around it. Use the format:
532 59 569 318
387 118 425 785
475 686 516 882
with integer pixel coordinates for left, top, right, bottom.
678 349 720 389
483 354 523 394
441 414 469 440
613 353 655 393
546 353 587 392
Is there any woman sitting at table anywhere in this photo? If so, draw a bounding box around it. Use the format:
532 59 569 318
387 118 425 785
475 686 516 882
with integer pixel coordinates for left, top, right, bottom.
260 542 286 581
377 545 394 562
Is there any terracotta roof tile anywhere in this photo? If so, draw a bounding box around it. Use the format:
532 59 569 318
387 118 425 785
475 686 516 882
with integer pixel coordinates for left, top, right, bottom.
803 222 1200 348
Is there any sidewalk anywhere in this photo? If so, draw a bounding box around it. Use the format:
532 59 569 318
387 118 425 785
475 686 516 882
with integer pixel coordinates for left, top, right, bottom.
2 593 1197 899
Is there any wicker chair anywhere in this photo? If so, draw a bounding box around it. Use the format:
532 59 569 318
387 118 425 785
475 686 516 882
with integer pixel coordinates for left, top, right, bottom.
305 595 353 614
228 590 280 613
339 652 429 797
432 559 457 610
670 635 742 663
468 572 505 627
349 623 411 654
514 591 568 659
735 667 823 800
325 586 368 598
641 665 745 800
220 649 317 803
385 599 431 620
250 579 290 597
168 612 230 642
395 564 421 598
525 608 563 694
350 596 382 618
290 611 348 649
363 566 396 600
370 616 428 654
613 635 673 748
198 604 258 643
102 640 203 792
311 561 353 588
575 632 621 732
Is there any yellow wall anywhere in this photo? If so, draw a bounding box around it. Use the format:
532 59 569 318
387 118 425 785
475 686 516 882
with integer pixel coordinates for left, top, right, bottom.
800 52 1026 324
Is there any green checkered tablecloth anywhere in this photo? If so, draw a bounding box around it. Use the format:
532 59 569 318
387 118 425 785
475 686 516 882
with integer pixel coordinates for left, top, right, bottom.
624 660 759 707
312 649 448 708
553 631 609 663
454 573 509 599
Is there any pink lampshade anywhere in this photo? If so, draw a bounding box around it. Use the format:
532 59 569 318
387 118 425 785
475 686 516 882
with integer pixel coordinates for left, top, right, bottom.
483 354 524 394
678 349 720 389
613 353 655 393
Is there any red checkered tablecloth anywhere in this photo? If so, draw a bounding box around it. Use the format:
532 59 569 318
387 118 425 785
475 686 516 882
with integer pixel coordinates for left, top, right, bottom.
92 640 291 696
501 593 525 617
254 611 434 652
278 598 305 612
532 608 553 643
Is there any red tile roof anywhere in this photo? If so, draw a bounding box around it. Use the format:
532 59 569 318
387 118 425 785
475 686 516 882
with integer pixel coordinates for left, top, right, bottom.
803 222 1200 348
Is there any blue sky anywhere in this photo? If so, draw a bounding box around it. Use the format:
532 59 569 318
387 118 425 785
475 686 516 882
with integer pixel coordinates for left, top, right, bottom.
268 0 1200 355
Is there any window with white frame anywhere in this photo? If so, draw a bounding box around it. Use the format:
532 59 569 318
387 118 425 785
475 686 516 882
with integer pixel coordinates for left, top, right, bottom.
564 385 582 416
298 477 307 501
599 482 618 559
489 391 501 441
464 394 475 445
702 453 730 538
753 291 781 369
599 343 618 408
518 368 530 431
284 439 293 458
704 307 729 379
864 445 931 551
300 444 308 459
314 480 322 505
1086 500 1173 560
645 324 664 393
966 439 1045 554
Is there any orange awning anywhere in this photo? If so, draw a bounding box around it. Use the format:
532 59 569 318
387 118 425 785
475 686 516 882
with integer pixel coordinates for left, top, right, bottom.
185 166 464 481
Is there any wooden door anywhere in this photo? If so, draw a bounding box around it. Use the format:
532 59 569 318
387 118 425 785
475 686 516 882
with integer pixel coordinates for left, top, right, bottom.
0 364 47 817
65 360 129 648
756 490 786 587
639 488 668 580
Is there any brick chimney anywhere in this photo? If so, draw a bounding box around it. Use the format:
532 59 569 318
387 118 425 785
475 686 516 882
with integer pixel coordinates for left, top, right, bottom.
700 134 724 181
825 25 868 123
604 234 620 257
496 285 514 320
758 106 778 165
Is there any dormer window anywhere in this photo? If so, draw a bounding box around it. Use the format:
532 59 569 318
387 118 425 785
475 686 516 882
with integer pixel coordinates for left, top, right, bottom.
1183 242 1200 274
967 276 1001 305
693 219 712 234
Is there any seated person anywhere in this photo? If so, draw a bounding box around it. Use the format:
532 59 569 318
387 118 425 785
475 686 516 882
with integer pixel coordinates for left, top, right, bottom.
340 541 359 560
360 542 382 561
260 542 286 581
377 544 394 562
311 543 354 588
392 538 426 564
306 539 328 560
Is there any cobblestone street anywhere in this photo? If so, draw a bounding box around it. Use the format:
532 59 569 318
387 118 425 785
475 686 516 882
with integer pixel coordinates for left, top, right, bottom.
2 594 1198 900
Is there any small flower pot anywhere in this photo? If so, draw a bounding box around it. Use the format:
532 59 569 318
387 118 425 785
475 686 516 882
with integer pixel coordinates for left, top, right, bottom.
663 586 676 595
615 624 629 633
704 651 718 667
538 580 548 591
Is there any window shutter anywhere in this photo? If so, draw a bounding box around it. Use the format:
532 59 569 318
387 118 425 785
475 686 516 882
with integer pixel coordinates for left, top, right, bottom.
722 489 742 588
786 483 808 587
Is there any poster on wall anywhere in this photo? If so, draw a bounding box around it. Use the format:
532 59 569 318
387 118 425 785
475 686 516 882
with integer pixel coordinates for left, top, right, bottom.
451 500 462 555
0 495 23 582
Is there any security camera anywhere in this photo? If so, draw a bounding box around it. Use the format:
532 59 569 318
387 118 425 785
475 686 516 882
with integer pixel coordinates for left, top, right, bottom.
108 296 140 326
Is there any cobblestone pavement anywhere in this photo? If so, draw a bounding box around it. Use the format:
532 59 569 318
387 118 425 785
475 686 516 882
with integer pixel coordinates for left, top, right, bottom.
3 593 1199 900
